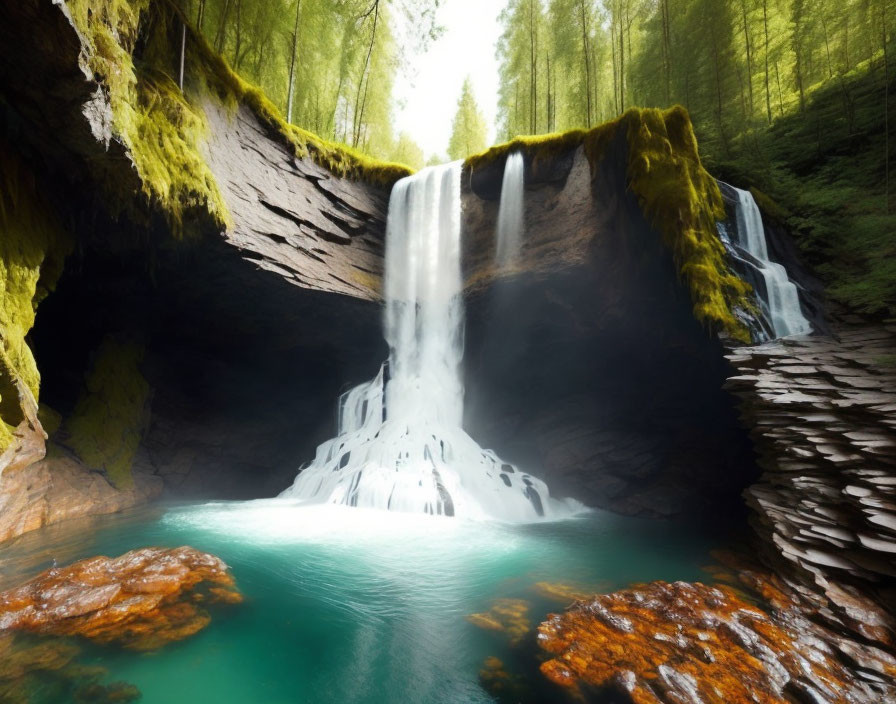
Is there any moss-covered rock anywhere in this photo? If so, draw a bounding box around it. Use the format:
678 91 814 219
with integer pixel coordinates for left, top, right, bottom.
64 0 410 232
64 338 151 489
0 144 70 452
465 107 753 342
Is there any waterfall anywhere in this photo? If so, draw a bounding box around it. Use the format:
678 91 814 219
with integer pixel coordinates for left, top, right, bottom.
281 162 573 521
728 186 811 339
495 152 525 268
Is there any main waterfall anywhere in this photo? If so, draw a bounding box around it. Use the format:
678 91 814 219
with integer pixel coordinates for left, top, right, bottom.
281 162 571 521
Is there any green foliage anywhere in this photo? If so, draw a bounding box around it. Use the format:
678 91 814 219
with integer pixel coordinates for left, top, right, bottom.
64 338 151 489
179 0 441 165
65 0 414 229
391 133 425 171
467 107 752 341
67 0 230 230
711 58 896 317
448 78 489 161
496 0 896 318
0 144 70 451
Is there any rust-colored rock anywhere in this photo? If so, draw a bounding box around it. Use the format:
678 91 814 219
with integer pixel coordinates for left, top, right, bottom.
537 558 896 703
0 547 242 651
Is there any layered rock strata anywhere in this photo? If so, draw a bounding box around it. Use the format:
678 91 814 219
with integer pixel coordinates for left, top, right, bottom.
725 321 896 643
538 553 896 703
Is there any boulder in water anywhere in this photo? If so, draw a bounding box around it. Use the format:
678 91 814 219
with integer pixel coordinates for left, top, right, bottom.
0 546 242 651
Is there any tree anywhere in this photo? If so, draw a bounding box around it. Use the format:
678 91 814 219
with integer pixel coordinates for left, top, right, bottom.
447 78 488 160
391 132 425 170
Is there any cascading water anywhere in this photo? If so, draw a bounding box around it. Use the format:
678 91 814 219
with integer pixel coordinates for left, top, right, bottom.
727 185 811 338
495 152 525 268
281 162 573 521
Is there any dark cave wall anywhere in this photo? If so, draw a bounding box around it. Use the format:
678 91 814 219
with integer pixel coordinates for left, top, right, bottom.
461 139 757 520
31 232 387 500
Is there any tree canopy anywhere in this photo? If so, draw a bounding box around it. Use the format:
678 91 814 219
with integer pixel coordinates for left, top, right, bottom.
180 0 437 165
447 77 489 161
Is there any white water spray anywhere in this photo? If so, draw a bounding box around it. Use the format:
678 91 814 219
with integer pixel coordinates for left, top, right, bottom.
281 162 573 521
729 186 811 338
496 152 525 268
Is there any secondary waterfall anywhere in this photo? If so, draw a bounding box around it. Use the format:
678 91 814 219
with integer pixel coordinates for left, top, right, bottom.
281 162 571 521
728 186 811 338
496 152 525 268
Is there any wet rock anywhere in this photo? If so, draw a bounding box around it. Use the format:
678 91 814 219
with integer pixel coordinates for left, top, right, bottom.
0 455 162 545
724 322 896 649
0 547 241 651
537 556 896 703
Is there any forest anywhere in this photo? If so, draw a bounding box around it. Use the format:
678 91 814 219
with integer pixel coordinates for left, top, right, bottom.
180 0 894 316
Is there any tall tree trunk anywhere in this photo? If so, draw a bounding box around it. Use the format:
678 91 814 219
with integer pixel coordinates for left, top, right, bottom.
196 0 206 33
579 0 593 126
179 21 186 90
619 1 625 111
214 0 233 53
774 59 785 115
353 0 379 147
529 0 537 133
883 0 891 212
762 0 772 123
794 35 806 111
660 0 672 105
611 20 619 115
286 0 302 124
233 0 243 69
741 0 754 118
820 12 834 78
710 24 729 156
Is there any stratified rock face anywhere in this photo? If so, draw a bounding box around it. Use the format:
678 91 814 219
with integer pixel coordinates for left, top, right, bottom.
537 559 896 703
461 142 756 519
725 322 896 632
0 546 241 651
203 101 388 300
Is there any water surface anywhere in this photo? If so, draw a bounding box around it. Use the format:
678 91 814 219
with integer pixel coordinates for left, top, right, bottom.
1 501 717 703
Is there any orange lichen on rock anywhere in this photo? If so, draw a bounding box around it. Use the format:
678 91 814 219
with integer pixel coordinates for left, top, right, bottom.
0 546 242 651
537 574 896 703
468 598 532 644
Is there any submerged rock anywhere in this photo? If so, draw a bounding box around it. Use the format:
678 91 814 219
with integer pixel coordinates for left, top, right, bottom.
536 554 896 703
0 546 242 651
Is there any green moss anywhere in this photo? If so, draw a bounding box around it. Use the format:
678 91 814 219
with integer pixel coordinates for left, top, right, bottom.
38 403 63 438
0 143 71 451
465 130 588 173
185 25 413 187
64 338 151 489
466 107 752 342
65 0 410 232
66 0 230 231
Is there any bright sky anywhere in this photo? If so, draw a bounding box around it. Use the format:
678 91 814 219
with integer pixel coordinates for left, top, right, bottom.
392 0 507 160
